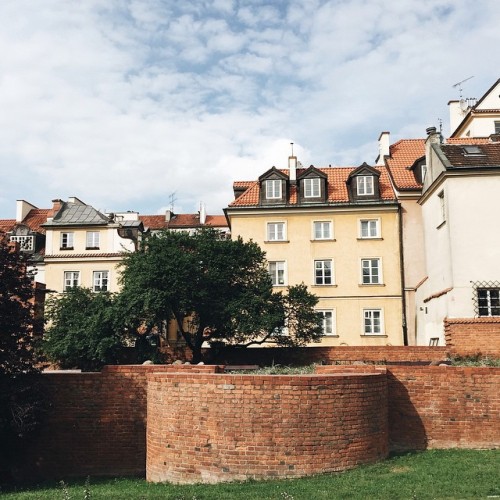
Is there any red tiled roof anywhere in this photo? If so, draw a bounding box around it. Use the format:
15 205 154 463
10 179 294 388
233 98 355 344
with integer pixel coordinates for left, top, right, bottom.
229 166 396 207
139 213 228 230
440 143 500 167
0 209 49 234
385 139 425 190
385 137 492 191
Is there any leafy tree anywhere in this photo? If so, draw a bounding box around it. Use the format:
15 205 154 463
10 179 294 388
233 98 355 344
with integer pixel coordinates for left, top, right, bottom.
117 229 323 362
43 287 124 371
0 236 44 479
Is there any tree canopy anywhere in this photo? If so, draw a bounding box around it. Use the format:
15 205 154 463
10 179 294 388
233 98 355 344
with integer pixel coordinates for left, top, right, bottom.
43 287 124 371
117 229 323 362
0 236 44 475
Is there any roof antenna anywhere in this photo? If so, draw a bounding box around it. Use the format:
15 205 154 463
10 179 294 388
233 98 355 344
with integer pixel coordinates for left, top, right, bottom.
169 191 177 213
452 76 474 99
438 118 443 134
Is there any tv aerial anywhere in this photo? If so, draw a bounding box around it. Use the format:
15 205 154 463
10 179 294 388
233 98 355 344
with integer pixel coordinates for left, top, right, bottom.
452 76 474 99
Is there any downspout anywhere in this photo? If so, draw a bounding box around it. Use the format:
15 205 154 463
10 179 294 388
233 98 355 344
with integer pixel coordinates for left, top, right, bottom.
398 202 408 346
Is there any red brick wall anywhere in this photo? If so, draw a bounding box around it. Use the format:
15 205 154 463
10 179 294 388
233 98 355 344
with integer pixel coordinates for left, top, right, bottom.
146 372 388 484
387 366 500 450
445 318 500 357
200 346 448 365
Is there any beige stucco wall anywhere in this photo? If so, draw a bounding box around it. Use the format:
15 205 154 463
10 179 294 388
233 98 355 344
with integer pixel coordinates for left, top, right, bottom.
228 207 404 346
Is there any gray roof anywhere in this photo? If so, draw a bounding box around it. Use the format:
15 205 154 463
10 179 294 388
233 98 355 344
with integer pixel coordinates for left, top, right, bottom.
44 202 110 226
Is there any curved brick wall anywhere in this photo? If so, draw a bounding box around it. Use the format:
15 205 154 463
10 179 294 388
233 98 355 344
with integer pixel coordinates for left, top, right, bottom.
146 372 388 484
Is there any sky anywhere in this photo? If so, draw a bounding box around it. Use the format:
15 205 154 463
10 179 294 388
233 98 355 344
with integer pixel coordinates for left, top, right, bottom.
1 0 499 217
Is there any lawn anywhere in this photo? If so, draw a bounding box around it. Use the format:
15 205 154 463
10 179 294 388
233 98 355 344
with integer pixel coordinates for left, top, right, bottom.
1 449 499 499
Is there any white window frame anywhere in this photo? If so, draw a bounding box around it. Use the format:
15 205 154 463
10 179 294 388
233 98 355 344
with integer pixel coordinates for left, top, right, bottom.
421 164 427 182
93 271 109 292
363 308 384 335
304 178 321 198
359 219 380 239
314 259 334 285
317 309 336 336
64 271 80 290
86 231 100 249
267 222 286 241
269 261 286 286
357 175 374 196
60 232 74 249
313 221 333 240
361 258 382 284
266 179 282 199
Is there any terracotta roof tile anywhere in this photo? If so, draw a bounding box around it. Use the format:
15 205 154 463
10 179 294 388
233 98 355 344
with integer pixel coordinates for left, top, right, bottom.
385 139 425 190
0 219 15 233
440 143 500 167
446 137 490 144
0 209 49 234
139 213 227 230
229 166 396 207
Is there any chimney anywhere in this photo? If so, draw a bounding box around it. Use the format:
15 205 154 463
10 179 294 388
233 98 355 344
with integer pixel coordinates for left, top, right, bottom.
199 202 206 225
165 209 173 222
16 200 38 222
288 156 297 183
448 99 468 136
51 199 63 216
376 131 390 166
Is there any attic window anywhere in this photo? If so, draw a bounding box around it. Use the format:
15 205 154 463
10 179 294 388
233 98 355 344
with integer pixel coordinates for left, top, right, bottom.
266 180 282 199
462 145 484 155
304 178 321 198
357 176 374 196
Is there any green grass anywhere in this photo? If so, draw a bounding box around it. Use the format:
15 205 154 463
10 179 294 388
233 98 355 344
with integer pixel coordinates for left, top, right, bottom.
2 449 499 499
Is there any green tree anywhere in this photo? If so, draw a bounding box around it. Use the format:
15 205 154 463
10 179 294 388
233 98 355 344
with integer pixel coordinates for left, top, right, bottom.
0 236 44 479
43 287 123 371
117 229 323 362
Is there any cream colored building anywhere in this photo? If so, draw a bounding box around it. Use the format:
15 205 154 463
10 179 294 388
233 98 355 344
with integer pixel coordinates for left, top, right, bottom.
225 158 405 346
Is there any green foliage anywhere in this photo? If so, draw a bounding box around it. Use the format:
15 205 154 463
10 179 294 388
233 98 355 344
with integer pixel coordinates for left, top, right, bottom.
0 237 45 477
448 354 500 366
43 288 124 371
117 229 323 362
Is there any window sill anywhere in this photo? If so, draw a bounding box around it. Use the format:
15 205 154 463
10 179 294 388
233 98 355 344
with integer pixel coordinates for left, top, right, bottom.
323 334 339 338
312 284 338 288
265 240 289 244
359 283 385 287
361 334 387 337
86 247 100 250
59 247 74 251
357 237 383 241
311 238 336 242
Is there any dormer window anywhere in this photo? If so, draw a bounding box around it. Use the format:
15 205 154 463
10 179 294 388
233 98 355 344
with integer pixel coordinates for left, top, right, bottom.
266 179 282 199
304 178 321 198
357 176 374 196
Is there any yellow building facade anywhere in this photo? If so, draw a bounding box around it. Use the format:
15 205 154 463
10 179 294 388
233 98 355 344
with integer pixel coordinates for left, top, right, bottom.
225 159 405 346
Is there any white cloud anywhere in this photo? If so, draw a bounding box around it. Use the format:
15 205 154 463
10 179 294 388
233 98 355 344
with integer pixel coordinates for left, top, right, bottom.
0 0 499 218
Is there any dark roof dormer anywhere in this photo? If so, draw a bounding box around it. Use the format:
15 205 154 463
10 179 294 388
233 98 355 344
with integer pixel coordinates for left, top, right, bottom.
259 167 289 205
409 155 426 185
346 163 381 202
297 165 327 204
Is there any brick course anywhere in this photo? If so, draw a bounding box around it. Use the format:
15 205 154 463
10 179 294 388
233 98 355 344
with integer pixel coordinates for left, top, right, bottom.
444 318 500 357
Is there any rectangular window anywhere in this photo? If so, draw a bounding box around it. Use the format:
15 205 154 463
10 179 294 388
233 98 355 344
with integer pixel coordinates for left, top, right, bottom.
304 178 321 198
60 232 74 250
269 261 286 286
64 271 80 291
266 180 282 199
317 310 336 336
9 235 34 251
357 176 374 196
360 219 379 238
313 221 332 240
364 309 383 335
93 271 109 292
314 260 333 285
495 121 500 134
361 258 381 284
478 288 500 317
86 231 100 249
421 164 427 182
267 222 286 241
438 190 446 224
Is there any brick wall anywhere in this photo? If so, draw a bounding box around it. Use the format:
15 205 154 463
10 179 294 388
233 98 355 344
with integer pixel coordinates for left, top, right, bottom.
17 363 500 483
444 318 500 357
387 366 500 450
146 372 388 484
200 345 448 365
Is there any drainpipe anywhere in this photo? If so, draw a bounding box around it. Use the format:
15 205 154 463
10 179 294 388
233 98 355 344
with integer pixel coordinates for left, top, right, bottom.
398 203 408 346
